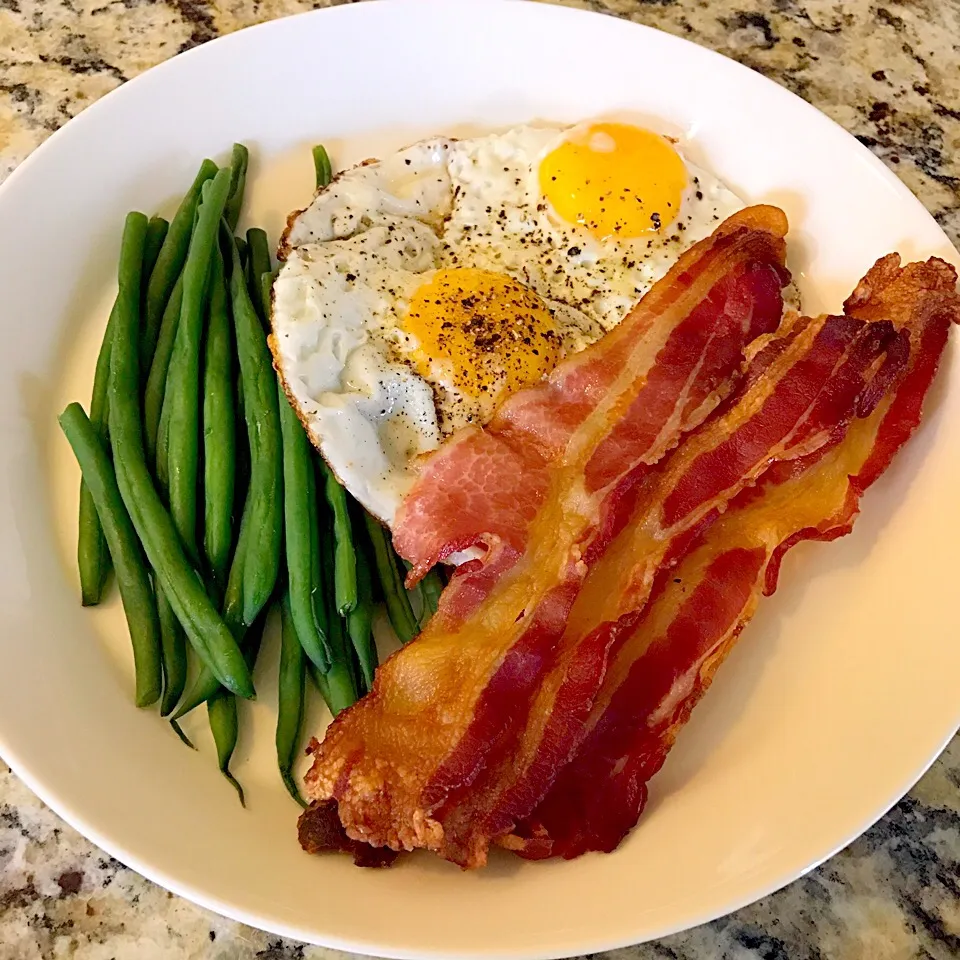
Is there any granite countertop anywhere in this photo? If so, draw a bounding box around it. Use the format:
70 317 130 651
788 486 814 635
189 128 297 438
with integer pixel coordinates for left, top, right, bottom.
1 0 958 957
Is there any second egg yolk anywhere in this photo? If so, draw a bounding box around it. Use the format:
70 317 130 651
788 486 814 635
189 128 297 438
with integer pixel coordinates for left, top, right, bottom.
539 122 688 239
403 269 561 410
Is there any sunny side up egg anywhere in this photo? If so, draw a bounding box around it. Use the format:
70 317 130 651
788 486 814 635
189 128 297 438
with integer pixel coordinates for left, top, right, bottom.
272 122 744 524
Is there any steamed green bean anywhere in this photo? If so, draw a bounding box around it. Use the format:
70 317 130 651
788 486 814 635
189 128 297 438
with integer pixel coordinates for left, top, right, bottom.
364 512 418 644
312 145 332 190
223 143 249 233
166 167 233 564
108 212 254 700
279 389 330 672
201 248 236 592
319 459 357 616
347 524 377 693
141 159 217 370
60 401 162 707
143 273 184 466
208 603 269 806
173 229 283 716
77 299 118 605
277 588 306 806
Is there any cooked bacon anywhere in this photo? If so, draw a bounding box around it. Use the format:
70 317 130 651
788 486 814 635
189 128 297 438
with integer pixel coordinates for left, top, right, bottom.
394 206 789 594
427 308 907 866
304 208 791 853
298 799 398 868
563 311 903 634
309 309 909 866
502 256 959 860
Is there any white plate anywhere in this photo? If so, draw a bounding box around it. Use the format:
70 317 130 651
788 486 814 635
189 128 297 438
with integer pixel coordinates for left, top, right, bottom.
0 1 958 956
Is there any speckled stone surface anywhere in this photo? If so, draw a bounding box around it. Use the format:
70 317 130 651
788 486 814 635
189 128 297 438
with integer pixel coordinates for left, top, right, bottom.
1 1 958 958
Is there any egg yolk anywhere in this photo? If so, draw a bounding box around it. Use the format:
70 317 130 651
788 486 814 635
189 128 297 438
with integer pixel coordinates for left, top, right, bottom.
403 269 561 407
539 122 688 239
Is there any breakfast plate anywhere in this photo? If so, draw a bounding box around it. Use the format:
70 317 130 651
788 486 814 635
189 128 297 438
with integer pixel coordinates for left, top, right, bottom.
0 1 958 956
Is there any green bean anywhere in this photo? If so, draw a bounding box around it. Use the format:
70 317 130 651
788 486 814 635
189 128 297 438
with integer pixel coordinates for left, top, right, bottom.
364 512 418 644
279 389 330 671
277 587 306 806
166 167 233 564
231 257 251 515
157 587 187 716
418 567 444 624
88 303 117 452
224 230 283 624
112 452 249 700
155 388 172 495
402 560 443 628
320 479 357 714
155 389 188 719
108 211 254 700
235 235 248 267
170 719 195 749
208 694 244 804
223 143 249 233
142 217 169 300
319 621 357 717
307 479 330 712
312 144 332 190
245 228 271 323
143 273 184 466
201 248 235 591
347 523 377 693
142 159 217 370
173 488 256 718
208 602 269 806
232 363 250 527
221 504 252 636
78 211 166 601
323 610 356 715
171 546 246 717
327 475 357 617
259 270 274 329
308 659 330 705
76 491 108 605
59 402 162 707
317 460 357 616
238 331 261 585
77 299 118 605
172 229 283 716
292 487 344 718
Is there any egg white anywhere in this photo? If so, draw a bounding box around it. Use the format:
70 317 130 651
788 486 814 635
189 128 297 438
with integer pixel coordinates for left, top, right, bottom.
273 126 745 525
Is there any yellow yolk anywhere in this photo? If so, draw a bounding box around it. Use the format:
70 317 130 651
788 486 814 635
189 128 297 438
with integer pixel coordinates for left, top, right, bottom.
539 123 688 239
403 269 561 410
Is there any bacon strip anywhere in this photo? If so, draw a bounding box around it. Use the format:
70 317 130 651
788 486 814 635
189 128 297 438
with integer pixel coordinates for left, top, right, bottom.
304 208 790 852
395 207 789 601
427 308 907 866
502 255 959 860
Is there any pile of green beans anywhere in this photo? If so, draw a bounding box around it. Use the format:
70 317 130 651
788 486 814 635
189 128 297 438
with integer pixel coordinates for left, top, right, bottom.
60 144 445 808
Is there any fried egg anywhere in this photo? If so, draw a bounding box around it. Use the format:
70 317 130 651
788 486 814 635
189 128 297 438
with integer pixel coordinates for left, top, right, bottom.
272 122 744 523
